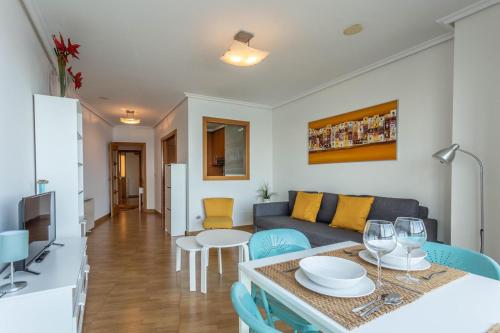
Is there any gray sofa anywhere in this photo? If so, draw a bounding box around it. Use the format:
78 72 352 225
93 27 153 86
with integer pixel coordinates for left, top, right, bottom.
254 190 438 247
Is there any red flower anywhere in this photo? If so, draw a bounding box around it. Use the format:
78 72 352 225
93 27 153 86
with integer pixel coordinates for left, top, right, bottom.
67 67 83 90
52 33 66 53
74 73 83 89
66 38 80 59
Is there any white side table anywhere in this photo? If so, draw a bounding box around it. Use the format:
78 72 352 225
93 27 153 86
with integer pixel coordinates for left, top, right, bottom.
196 229 252 294
175 236 202 292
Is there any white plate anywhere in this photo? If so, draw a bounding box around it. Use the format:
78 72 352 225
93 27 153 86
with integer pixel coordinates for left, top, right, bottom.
299 256 366 289
295 269 375 298
358 250 431 271
382 244 427 267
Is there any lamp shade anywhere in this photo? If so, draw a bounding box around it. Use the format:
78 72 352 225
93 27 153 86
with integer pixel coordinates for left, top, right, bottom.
432 144 460 164
220 40 269 67
0 230 29 263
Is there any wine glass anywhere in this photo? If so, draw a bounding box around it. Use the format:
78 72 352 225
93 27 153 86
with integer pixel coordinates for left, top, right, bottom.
394 217 427 284
363 220 397 289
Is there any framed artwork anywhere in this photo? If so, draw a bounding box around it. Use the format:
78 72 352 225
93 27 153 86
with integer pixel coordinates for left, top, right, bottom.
308 100 398 164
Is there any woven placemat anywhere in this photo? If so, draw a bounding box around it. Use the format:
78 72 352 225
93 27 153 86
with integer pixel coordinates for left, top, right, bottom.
256 245 467 330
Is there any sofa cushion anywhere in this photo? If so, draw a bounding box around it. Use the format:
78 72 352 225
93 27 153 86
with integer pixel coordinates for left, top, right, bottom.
254 215 362 246
291 192 323 223
289 190 338 224
367 196 420 222
331 195 374 232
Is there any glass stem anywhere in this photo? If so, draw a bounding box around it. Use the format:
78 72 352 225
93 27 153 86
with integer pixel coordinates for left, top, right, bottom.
376 253 382 288
406 248 411 279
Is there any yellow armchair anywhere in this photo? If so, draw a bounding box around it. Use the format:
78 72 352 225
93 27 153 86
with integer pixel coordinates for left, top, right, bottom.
203 198 234 229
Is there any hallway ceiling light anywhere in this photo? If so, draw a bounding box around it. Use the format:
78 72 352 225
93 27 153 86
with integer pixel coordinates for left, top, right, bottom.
220 31 269 67
120 110 141 125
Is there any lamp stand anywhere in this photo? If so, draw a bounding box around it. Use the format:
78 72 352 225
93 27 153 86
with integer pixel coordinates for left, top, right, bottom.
458 149 485 254
0 262 27 294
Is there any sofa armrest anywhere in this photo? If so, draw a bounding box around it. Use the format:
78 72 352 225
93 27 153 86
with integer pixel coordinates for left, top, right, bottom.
253 202 289 219
423 218 438 242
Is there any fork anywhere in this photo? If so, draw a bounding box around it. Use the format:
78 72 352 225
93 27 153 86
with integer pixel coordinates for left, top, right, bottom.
420 270 447 280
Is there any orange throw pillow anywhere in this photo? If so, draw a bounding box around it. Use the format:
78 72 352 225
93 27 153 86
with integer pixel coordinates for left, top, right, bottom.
330 195 374 232
291 192 323 223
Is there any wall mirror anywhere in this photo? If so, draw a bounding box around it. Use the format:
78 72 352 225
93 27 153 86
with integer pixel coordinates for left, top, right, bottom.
203 117 250 180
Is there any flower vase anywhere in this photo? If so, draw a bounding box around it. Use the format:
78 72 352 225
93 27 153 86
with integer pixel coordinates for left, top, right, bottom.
38 183 46 194
263 198 271 203
58 60 67 97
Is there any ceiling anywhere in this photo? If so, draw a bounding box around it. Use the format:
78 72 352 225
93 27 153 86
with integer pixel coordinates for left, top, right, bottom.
33 0 476 126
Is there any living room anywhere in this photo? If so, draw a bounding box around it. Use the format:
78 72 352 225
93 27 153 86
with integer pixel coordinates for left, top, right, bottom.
1 1 499 332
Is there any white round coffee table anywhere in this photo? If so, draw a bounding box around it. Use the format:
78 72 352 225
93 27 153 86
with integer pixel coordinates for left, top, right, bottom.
196 229 252 294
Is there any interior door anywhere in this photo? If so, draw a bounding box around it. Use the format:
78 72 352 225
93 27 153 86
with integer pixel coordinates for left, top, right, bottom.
109 143 120 215
161 131 177 223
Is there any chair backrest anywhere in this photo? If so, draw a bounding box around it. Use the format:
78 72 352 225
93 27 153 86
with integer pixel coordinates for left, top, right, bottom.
230 282 281 333
203 198 234 217
249 229 311 260
423 242 500 280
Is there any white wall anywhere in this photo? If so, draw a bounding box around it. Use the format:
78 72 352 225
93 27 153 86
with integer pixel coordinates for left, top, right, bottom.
0 1 52 232
273 41 454 242
113 126 155 209
82 106 113 219
451 4 500 261
154 99 189 213
187 97 273 231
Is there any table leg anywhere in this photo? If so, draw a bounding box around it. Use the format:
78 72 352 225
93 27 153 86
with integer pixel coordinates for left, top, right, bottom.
238 246 243 262
238 266 251 333
176 246 181 272
242 244 249 262
201 247 208 294
189 250 196 292
206 248 209 267
218 248 222 275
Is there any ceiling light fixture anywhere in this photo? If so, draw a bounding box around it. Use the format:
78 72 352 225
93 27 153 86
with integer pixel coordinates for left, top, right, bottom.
220 30 269 67
120 110 141 125
343 24 363 36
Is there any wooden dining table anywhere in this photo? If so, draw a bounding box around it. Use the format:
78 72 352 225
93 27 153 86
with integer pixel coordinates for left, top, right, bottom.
238 241 500 333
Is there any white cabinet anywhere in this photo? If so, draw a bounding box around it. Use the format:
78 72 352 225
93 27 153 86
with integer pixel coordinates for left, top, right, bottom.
34 94 85 238
164 164 187 236
0 238 89 333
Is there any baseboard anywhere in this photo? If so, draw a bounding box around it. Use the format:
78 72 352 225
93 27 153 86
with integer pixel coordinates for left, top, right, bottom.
94 213 111 226
143 209 158 214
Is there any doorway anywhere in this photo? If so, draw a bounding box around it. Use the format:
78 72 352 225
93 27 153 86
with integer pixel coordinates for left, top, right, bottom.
109 142 147 216
161 130 177 223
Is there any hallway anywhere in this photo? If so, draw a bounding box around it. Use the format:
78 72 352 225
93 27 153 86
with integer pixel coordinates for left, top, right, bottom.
83 210 241 333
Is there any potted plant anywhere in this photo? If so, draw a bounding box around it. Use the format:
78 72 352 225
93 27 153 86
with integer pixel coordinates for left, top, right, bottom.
257 183 275 203
52 33 83 97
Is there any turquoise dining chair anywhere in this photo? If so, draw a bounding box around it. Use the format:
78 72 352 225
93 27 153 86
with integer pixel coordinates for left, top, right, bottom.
249 229 319 333
231 282 282 333
423 242 500 280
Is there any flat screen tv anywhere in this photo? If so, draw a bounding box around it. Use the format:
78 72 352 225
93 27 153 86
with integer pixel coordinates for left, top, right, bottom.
18 192 56 266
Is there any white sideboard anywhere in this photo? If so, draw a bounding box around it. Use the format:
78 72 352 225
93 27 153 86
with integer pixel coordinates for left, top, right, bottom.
164 164 187 236
0 237 89 333
34 94 85 238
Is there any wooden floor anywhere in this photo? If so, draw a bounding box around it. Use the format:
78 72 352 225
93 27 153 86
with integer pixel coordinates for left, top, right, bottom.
83 209 253 333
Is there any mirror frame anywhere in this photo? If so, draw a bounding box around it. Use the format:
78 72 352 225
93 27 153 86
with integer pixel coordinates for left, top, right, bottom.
203 116 250 181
